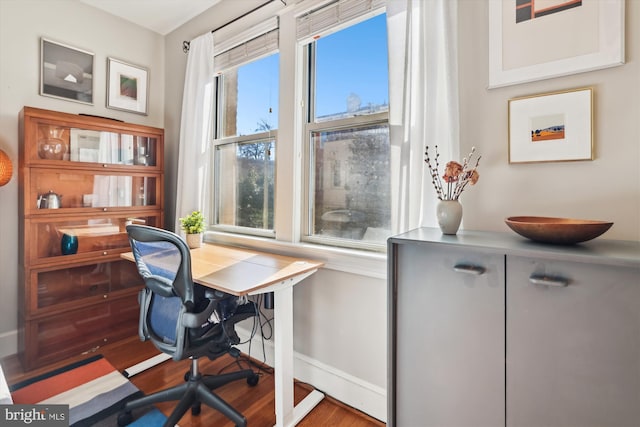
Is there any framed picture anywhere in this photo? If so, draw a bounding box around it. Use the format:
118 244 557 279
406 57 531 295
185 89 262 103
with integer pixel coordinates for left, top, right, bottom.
40 38 94 104
106 57 149 115
508 88 593 164
488 0 624 88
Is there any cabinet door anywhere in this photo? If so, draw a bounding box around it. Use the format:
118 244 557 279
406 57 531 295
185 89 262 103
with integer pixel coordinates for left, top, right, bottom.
393 243 505 427
27 168 161 215
25 213 161 265
22 294 140 370
27 259 143 314
507 256 640 426
27 121 161 170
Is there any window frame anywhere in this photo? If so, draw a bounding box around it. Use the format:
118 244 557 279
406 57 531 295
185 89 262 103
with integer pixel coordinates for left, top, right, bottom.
207 0 392 266
299 14 390 252
210 59 278 238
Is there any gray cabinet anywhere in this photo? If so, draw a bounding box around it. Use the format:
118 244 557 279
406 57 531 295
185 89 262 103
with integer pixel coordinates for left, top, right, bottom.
388 228 640 427
392 243 505 427
507 256 640 426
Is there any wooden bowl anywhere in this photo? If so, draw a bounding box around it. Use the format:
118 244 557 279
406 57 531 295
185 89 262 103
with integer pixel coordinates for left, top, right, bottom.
505 216 613 245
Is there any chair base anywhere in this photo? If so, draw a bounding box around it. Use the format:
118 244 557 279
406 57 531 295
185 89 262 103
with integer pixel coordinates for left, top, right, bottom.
118 358 259 427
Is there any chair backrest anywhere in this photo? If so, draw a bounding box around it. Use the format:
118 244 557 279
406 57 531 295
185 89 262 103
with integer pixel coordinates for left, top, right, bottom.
126 225 211 360
127 224 193 302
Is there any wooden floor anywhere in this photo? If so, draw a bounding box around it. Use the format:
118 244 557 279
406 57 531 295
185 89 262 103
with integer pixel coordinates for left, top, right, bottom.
3 336 385 427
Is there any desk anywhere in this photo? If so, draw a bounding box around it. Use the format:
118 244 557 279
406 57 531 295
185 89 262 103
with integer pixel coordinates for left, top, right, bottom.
122 243 324 427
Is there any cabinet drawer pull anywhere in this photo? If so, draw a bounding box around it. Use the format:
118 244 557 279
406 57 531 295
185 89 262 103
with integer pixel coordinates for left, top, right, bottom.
453 264 486 275
102 251 108 256
529 274 569 287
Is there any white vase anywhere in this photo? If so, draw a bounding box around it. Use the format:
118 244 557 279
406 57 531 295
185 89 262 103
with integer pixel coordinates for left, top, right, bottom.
436 200 463 235
185 233 202 249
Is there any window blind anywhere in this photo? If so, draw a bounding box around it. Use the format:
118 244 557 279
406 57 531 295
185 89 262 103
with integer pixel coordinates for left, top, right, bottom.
214 16 279 73
296 0 385 43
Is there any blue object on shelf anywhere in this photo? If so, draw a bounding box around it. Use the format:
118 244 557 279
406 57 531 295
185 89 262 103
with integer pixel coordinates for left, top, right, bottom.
61 233 78 255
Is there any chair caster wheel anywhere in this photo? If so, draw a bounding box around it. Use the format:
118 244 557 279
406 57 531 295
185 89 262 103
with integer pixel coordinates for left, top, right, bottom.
117 411 133 426
247 373 259 387
191 403 201 415
184 371 191 382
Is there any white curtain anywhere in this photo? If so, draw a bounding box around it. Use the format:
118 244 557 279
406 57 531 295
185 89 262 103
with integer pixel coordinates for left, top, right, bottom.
174 32 215 233
387 0 459 232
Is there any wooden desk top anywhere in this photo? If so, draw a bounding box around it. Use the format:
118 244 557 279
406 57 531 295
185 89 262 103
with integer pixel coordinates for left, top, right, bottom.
121 243 324 296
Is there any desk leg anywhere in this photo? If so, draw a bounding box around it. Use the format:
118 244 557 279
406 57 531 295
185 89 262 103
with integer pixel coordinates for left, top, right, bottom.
273 285 324 427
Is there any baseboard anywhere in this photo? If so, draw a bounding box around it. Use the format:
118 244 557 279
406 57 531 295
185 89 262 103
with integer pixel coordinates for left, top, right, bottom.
0 330 17 359
235 325 387 423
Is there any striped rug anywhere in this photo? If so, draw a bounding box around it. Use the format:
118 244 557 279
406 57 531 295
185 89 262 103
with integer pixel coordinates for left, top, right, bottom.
10 354 150 426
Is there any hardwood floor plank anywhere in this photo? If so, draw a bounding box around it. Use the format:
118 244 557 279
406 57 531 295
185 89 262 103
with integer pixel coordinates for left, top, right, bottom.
2 336 385 426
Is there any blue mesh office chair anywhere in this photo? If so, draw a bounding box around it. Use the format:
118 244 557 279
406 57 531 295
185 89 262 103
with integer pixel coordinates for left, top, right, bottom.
118 225 259 427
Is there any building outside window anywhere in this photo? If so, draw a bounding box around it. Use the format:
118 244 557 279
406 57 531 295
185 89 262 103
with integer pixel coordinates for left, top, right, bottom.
301 9 390 249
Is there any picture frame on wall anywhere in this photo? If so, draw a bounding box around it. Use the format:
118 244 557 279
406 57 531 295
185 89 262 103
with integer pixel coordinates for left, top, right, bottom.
40 38 94 104
106 57 149 115
488 0 624 88
508 88 593 164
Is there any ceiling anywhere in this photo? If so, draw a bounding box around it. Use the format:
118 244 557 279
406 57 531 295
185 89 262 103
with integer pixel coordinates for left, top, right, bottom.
78 0 223 35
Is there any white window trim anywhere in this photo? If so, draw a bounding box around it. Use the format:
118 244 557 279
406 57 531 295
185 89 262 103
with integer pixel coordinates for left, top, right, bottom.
213 130 277 147
299 13 390 251
306 111 389 132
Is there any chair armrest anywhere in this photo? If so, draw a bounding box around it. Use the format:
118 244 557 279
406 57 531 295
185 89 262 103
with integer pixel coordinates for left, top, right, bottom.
181 298 216 328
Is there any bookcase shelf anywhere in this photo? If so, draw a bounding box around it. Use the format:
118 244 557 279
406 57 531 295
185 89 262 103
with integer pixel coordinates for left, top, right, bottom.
19 106 164 370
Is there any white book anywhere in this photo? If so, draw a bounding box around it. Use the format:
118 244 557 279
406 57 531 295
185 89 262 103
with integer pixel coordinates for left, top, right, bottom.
121 135 134 165
117 176 132 206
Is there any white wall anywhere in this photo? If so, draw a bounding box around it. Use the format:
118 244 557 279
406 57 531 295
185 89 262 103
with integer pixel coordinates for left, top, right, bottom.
0 0 164 354
458 0 640 240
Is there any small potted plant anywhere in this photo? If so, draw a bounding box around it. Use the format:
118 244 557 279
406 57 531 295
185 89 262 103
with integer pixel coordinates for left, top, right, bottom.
179 210 205 248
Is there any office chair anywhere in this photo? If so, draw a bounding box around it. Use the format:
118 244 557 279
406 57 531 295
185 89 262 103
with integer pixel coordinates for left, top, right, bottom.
118 225 259 427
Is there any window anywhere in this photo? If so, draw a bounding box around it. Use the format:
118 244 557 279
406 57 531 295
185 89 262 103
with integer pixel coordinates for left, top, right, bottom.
302 11 390 249
210 1 390 252
218 52 279 138
215 138 275 231
212 31 278 236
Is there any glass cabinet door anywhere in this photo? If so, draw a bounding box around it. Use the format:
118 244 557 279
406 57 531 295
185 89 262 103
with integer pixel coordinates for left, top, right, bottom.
27 295 139 367
29 122 160 169
28 168 161 214
32 259 142 311
27 213 162 264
